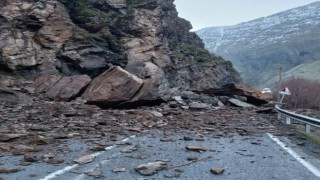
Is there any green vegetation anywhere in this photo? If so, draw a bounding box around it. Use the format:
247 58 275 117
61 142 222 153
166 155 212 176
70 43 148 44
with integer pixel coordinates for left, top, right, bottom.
175 43 209 61
261 60 320 88
295 127 320 145
89 32 121 53
71 0 109 24
126 0 150 7
305 133 320 145
175 43 237 73
13 73 25 80
90 33 106 43
125 0 152 19
73 0 96 23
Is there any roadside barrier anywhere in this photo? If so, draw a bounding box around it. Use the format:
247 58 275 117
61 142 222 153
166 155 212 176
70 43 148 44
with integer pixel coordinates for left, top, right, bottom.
276 105 320 133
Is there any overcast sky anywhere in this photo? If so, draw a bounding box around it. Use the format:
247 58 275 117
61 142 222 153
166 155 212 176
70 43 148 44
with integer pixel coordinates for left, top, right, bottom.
174 0 320 31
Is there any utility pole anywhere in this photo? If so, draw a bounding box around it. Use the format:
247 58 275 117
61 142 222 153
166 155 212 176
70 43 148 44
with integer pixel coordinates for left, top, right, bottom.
278 67 282 101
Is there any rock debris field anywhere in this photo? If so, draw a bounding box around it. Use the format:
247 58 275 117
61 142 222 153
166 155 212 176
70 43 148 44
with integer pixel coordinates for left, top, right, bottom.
0 98 288 178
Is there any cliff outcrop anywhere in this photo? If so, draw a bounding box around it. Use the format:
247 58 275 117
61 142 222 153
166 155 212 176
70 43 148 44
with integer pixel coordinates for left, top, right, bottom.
0 0 240 107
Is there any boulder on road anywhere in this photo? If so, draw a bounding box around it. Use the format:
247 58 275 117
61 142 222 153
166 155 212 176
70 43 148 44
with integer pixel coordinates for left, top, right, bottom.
82 66 143 107
199 84 269 106
34 75 91 101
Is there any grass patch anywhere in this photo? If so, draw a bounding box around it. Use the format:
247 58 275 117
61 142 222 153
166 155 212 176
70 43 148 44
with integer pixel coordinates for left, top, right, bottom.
126 0 150 7
305 133 320 145
71 0 108 24
174 43 239 77
175 43 209 61
294 126 320 145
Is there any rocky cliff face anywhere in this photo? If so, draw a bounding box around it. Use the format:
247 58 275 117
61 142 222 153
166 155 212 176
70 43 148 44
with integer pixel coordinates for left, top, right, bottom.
197 1 320 87
0 0 240 107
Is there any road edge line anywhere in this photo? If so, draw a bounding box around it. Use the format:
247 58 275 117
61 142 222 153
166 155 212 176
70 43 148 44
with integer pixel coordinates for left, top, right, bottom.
39 135 136 180
267 133 320 177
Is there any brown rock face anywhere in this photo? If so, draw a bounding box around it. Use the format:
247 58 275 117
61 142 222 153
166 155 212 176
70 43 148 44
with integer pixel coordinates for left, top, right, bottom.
0 0 241 106
82 66 143 106
34 75 91 101
0 0 73 70
35 2 73 50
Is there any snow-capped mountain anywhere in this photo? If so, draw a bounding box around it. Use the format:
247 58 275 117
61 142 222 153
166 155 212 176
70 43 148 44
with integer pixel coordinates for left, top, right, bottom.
197 1 320 87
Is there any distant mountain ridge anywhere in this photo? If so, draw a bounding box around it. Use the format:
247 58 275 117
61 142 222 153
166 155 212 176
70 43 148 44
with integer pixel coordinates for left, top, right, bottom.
196 1 320 87
261 60 320 88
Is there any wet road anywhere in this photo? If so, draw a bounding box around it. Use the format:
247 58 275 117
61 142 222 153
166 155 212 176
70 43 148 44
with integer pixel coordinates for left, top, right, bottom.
2 129 320 180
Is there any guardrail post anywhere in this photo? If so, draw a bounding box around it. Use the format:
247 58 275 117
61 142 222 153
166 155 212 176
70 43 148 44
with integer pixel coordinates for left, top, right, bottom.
277 113 281 120
286 117 291 124
305 124 311 133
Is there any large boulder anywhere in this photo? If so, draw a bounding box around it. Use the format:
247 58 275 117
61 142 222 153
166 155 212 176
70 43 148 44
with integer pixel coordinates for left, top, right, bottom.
199 84 269 106
228 98 256 108
82 66 144 107
34 75 91 101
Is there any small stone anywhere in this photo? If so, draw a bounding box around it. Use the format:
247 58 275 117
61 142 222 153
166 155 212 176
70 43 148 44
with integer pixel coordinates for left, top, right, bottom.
43 152 55 159
210 168 224 175
138 154 149 160
187 157 198 161
189 102 211 110
183 136 193 141
70 169 83 174
135 161 168 176
285 132 295 136
45 157 64 164
0 134 26 142
172 96 185 104
112 168 126 173
74 155 93 164
218 101 224 107
24 154 40 162
121 146 138 153
164 170 182 178
29 173 37 177
90 146 105 152
297 141 306 146
0 167 20 173
152 111 163 117
186 146 208 152
160 138 175 142
181 106 189 110
19 162 32 166
87 170 103 178
125 127 142 133
312 149 320 154
28 135 54 145
115 141 131 145
251 141 261 145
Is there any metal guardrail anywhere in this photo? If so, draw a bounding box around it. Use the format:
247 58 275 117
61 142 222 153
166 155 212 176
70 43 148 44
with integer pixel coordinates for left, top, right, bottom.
276 105 320 133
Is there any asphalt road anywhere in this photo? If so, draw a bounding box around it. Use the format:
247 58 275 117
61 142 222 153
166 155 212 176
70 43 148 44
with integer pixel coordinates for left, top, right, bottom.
2 129 320 180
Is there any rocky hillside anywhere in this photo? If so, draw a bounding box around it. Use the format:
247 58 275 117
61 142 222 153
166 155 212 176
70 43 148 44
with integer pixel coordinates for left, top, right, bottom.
0 0 240 107
197 1 320 87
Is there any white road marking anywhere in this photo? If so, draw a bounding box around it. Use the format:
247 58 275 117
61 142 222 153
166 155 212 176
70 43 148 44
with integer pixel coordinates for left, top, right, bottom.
38 164 78 180
39 135 136 180
73 153 122 180
267 133 320 177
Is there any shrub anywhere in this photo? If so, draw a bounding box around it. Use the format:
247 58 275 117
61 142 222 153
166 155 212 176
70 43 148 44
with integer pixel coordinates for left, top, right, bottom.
280 78 320 110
